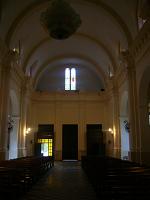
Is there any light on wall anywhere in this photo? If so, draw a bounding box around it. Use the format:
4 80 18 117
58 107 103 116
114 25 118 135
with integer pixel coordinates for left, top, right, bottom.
25 128 31 135
108 128 113 134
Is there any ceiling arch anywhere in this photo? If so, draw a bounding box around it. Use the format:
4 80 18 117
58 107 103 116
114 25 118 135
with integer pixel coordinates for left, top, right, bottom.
33 54 107 89
0 0 139 92
5 0 133 47
23 32 116 73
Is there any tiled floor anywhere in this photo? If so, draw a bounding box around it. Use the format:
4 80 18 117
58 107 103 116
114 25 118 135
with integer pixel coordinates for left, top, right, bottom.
21 161 99 200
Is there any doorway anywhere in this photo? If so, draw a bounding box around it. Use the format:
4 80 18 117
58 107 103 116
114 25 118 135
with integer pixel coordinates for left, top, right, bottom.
86 124 104 156
62 124 78 160
35 124 54 158
37 138 53 157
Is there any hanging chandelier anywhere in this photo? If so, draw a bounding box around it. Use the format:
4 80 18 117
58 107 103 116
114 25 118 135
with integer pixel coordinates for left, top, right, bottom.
40 0 81 40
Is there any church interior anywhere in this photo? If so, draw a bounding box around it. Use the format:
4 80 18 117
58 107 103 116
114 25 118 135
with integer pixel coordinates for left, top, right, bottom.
0 0 150 199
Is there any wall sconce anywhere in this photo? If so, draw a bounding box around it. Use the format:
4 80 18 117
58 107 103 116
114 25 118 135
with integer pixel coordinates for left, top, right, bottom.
25 127 31 135
108 128 113 134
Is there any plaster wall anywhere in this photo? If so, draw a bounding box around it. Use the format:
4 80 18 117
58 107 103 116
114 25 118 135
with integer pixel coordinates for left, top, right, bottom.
28 92 111 160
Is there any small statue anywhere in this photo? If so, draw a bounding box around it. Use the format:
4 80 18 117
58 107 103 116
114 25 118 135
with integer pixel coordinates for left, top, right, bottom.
123 120 130 133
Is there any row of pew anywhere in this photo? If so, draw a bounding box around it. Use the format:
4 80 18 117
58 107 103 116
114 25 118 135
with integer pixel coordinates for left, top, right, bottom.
82 156 150 200
0 156 53 199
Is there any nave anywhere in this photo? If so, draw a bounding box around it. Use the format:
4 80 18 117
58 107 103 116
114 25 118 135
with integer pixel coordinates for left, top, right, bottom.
0 2 150 199
21 161 98 200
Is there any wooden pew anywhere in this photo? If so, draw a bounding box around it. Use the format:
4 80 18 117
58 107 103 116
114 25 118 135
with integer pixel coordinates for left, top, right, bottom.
81 156 150 200
0 156 53 199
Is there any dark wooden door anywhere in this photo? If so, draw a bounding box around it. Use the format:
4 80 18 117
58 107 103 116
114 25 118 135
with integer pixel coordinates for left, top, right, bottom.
62 124 78 160
35 143 41 156
86 124 105 156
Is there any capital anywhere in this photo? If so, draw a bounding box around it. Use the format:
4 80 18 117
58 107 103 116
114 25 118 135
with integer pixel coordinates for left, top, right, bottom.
1 49 20 72
119 50 135 72
122 50 135 65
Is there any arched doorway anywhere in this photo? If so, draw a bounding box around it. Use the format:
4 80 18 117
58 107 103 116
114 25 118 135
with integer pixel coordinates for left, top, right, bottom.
8 90 20 159
120 91 130 160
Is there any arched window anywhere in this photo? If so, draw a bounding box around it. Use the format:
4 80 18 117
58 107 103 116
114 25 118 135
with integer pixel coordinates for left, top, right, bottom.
65 68 76 90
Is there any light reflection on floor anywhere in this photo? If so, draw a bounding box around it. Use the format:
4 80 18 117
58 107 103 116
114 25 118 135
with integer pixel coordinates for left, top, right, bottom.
21 161 98 200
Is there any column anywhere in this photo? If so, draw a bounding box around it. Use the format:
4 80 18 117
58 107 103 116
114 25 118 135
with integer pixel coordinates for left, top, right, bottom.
0 50 14 159
9 116 20 159
112 80 121 158
18 77 31 157
54 101 62 160
122 50 140 162
78 100 86 160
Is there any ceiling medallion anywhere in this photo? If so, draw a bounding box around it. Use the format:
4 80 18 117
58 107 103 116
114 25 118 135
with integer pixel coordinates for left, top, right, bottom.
40 0 81 40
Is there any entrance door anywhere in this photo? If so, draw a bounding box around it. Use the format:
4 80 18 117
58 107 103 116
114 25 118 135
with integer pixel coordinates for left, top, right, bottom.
36 139 53 157
35 124 54 158
86 124 105 156
62 124 78 160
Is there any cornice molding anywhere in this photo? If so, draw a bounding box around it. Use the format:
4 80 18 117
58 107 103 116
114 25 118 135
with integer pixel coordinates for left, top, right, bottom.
31 90 108 103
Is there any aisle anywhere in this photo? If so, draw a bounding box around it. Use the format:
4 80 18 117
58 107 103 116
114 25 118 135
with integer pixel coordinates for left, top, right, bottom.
21 161 99 200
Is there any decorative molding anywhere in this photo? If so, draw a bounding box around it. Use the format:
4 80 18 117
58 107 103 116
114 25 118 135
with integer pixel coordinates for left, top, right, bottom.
11 62 26 87
31 91 108 103
114 66 128 89
1 49 19 71
129 20 150 62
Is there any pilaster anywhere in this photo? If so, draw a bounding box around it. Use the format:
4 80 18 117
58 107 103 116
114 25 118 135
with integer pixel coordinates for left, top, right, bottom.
112 79 121 158
121 50 141 162
18 77 32 157
0 49 15 159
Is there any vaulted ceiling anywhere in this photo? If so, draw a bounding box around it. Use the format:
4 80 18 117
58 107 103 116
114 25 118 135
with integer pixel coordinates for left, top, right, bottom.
0 0 139 91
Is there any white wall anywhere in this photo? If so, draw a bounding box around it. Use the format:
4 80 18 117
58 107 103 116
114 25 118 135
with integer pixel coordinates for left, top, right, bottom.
28 91 111 160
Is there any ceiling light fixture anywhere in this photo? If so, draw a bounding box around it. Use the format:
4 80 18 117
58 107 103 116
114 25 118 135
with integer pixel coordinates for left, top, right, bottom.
40 0 81 40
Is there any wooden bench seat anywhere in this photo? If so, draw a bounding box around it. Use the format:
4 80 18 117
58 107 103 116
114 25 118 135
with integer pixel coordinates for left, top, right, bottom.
0 156 53 199
82 156 150 200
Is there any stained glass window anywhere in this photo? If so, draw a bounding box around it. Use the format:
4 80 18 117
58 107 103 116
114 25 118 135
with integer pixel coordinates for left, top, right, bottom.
38 139 53 156
65 68 76 90
71 68 76 90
